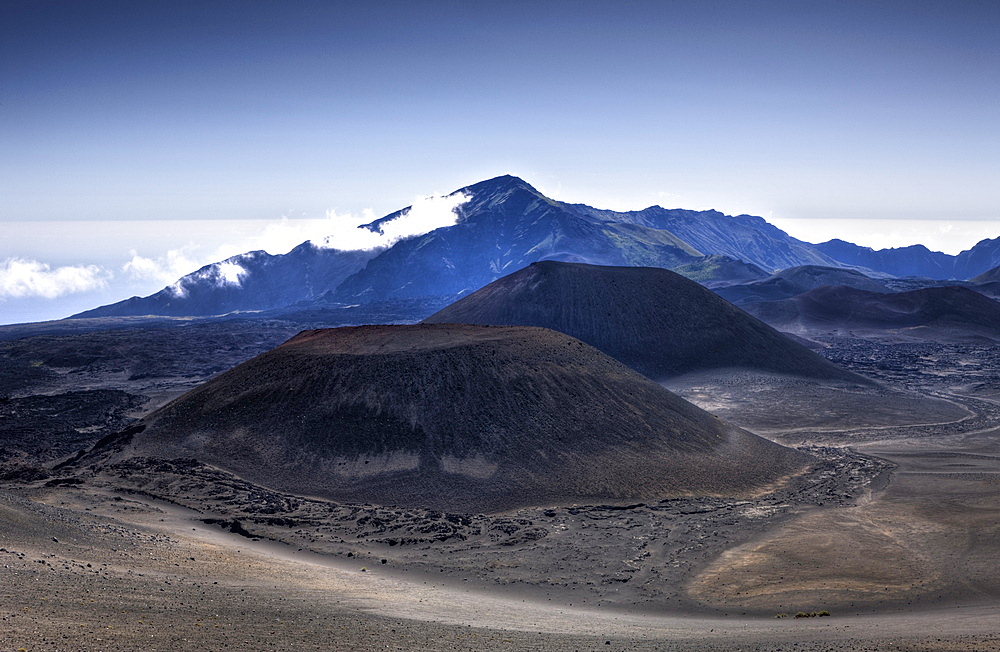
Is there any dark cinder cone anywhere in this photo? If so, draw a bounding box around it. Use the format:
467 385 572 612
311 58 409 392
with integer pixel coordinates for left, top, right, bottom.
112 323 812 513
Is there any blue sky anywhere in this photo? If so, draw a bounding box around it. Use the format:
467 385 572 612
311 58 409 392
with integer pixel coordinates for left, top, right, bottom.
2 0 999 323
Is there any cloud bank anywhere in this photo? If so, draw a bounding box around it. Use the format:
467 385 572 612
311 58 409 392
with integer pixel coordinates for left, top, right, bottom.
0 258 110 299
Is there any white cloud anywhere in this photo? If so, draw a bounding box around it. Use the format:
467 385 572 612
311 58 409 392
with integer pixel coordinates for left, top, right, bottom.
318 191 471 251
124 247 250 297
287 209 380 253
214 261 247 286
0 258 110 299
120 191 471 291
204 212 376 261
191 191 469 261
123 246 204 284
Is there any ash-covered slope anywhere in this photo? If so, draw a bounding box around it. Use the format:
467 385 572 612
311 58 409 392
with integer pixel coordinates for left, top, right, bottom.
715 265 889 306
972 264 1000 284
969 265 1000 299
955 238 1000 279
74 244 376 318
746 285 1000 339
101 324 810 513
423 262 865 384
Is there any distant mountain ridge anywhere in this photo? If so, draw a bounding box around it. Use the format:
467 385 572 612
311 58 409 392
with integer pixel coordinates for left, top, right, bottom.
815 238 1000 280
568 204 841 271
73 175 1000 319
331 176 704 303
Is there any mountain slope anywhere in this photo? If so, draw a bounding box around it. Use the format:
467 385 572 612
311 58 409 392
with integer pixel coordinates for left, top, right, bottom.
74 244 376 318
331 176 702 303
954 238 1000 279
671 255 769 287
813 240 954 278
69 174 999 320
569 204 841 271
745 285 1000 340
815 238 1000 280
98 324 811 512
423 261 866 384
972 265 1000 283
970 265 1000 298
715 265 889 306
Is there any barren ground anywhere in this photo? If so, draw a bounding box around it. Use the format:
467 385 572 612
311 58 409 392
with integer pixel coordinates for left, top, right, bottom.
3 329 1000 650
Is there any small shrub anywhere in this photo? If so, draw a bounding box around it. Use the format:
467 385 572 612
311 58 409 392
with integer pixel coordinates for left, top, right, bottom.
792 610 831 619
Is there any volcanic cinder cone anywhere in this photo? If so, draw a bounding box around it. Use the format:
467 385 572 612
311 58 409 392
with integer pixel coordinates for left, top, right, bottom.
113 324 811 513
424 261 865 383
